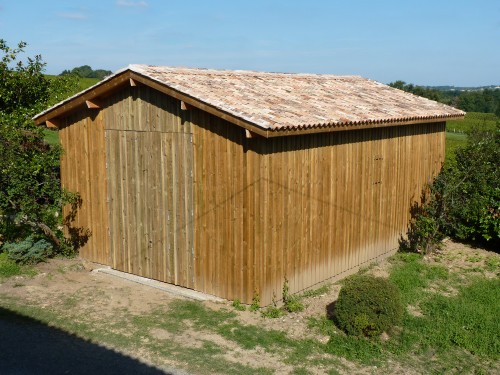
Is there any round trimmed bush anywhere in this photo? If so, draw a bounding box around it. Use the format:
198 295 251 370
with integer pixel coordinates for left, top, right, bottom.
334 275 403 338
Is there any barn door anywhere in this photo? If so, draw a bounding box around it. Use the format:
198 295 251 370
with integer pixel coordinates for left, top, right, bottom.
105 130 194 288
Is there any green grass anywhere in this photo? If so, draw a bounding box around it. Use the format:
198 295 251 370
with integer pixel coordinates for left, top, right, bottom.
309 253 499 371
0 253 21 278
447 112 498 134
1 251 498 374
300 284 331 298
0 253 37 279
445 112 498 165
445 131 467 163
43 129 59 146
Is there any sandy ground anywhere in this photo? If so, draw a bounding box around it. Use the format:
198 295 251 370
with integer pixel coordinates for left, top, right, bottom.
1 240 498 374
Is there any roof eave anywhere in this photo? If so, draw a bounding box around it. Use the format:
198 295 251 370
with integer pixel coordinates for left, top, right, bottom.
33 69 272 138
33 67 465 138
265 114 465 137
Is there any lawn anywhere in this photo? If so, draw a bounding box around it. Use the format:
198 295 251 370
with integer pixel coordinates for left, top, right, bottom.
0 241 498 374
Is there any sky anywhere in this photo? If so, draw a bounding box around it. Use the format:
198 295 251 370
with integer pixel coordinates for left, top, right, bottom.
0 0 498 86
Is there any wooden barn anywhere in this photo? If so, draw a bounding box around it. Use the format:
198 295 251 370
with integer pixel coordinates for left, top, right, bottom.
34 65 464 305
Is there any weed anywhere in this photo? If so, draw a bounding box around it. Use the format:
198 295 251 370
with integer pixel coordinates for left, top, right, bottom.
484 256 500 272
283 278 304 313
250 291 260 312
261 292 285 318
232 299 246 311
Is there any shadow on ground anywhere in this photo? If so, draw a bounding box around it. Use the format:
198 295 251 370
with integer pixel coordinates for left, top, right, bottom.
0 306 178 375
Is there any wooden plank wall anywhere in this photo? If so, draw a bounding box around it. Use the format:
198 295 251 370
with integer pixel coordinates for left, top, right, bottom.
59 108 110 265
192 118 445 305
103 86 194 287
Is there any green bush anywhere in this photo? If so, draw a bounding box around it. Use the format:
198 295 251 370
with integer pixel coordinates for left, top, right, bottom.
401 124 500 252
334 275 403 338
2 235 53 264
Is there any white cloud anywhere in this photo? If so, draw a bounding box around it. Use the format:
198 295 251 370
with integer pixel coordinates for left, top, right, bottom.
116 0 148 7
58 12 87 20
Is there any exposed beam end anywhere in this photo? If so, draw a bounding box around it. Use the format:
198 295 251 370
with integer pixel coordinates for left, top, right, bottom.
86 99 102 109
46 119 60 128
130 78 138 87
180 101 194 111
245 129 258 138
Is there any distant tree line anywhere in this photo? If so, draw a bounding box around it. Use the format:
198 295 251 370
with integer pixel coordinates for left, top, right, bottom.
60 65 112 80
389 80 500 116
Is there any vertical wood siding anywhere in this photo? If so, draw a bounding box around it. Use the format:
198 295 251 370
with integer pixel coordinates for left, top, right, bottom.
59 109 110 265
103 86 194 287
192 118 445 305
59 83 445 306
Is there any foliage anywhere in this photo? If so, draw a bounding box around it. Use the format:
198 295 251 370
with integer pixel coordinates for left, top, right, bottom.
231 299 246 311
402 124 500 251
2 235 53 264
261 292 285 318
250 291 260 311
0 252 37 278
0 252 21 277
399 191 444 255
334 275 403 338
60 65 112 80
389 80 500 115
300 284 331 298
0 39 80 260
282 277 304 312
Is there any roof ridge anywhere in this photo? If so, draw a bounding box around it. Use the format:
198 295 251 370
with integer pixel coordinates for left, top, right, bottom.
129 64 363 80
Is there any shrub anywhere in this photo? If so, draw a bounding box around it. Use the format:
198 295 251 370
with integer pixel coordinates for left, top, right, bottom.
334 275 403 338
2 235 53 264
401 124 500 252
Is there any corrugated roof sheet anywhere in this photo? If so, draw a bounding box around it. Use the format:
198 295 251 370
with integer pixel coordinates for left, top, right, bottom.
128 64 465 131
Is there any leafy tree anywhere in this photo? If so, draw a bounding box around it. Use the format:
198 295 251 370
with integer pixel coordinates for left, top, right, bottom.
0 40 78 260
60 65 112 80
389 80 500 115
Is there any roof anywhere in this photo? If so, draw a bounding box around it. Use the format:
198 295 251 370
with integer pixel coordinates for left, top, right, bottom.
34 64 465 137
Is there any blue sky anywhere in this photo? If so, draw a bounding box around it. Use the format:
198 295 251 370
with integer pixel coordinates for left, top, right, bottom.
0 0 498 86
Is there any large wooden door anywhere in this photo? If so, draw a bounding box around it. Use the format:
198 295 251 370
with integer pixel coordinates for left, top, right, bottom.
105 130 194 288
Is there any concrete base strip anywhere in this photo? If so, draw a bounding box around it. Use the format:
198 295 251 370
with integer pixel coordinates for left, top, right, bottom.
93 268 224 302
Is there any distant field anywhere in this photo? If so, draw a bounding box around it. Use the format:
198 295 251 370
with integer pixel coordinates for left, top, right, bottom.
75 77 100 91
45 75 100 97
447 112 498 133
445 112 498 164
